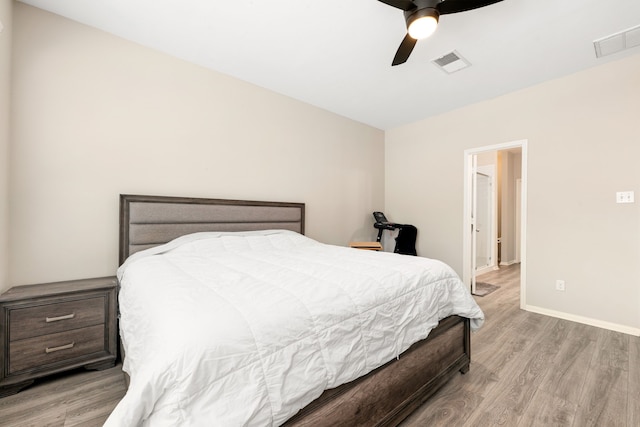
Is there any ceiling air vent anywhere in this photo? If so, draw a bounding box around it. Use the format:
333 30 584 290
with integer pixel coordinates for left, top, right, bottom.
594 24 640 58
432 50 471 74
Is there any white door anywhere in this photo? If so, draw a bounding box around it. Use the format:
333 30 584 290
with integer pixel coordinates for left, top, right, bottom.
515 178 522 263
470 155 478 294
475 170 492 271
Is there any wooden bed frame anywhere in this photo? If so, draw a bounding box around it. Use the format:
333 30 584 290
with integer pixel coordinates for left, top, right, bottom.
118 194 471 426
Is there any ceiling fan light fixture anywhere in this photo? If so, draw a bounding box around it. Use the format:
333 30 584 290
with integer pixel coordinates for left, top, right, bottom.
407 8 439 40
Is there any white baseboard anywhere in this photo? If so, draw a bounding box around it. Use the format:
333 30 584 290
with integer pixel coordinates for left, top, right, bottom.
525 305 640 337
499 259 518 266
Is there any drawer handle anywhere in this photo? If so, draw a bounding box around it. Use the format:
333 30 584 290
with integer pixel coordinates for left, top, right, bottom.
45 313 75 323
45 342 75 353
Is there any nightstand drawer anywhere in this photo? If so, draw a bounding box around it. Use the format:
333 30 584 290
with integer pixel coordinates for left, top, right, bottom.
9 297 105 341
8 324 105 374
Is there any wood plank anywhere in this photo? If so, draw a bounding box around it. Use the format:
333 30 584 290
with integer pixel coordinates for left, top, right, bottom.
0 365 123 422
399 374 482 426
590 328 629 371
538 321 598 404
63 377 126 426
517 389 577 427
573 365 627 427
629 335 640 426
1 407 66 427
461 316 566 426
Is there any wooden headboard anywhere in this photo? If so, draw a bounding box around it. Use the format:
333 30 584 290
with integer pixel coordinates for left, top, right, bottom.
119 194 305 265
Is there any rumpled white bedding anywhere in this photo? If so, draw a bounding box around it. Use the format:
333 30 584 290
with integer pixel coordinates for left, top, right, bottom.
105 230 484 427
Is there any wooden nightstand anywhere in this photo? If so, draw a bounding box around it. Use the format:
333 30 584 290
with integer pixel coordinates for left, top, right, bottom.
0 276 117 397
349 241 383 251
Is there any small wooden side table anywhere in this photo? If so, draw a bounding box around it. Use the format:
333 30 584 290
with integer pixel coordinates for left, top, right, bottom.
349 242 383 251
0 276 118 397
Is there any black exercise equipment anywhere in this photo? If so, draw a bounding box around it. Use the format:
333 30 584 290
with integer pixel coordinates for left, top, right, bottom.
373 212 417 256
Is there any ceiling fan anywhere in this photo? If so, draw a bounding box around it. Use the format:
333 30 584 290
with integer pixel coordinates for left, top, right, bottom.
378 0 503 65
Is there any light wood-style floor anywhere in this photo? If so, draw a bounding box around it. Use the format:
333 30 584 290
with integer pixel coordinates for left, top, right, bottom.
402 264 640 427
0 263 638 426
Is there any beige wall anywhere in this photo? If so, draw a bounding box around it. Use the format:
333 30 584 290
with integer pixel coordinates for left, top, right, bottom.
9 4 385 286
386 53 640 332
0 0 11 293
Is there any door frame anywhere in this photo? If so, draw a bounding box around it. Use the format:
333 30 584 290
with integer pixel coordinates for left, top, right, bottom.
463 139 528 309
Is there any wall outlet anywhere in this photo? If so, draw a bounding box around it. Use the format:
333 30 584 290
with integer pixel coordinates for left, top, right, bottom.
616 191 635 203
555 280 565 291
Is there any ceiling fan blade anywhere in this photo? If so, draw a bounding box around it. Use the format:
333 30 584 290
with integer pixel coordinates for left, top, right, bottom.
392 34 418 66
378 0 416 11
436 0 503 15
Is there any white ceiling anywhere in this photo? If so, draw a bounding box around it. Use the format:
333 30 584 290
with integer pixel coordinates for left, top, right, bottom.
18 0 640 130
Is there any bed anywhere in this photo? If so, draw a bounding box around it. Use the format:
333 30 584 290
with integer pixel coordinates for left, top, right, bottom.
106 194 484 426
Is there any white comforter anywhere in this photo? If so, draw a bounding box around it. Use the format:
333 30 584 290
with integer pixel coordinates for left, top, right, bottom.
105 230 484 427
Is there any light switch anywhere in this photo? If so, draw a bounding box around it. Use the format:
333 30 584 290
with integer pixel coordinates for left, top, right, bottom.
616 191 635 203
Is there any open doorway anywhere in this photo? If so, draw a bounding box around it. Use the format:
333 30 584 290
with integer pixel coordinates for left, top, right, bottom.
463 140 527 309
